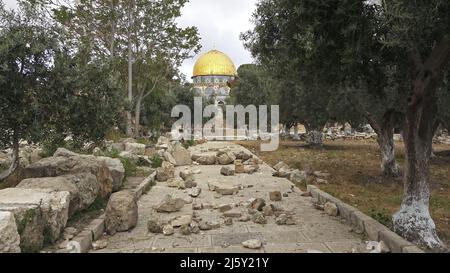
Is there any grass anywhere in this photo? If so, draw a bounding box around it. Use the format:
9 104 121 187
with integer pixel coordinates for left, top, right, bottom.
237 139 450 244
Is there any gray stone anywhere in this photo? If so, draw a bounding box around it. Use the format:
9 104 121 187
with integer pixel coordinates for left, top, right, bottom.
223 210 242 218
23 149 113 198
324 202 338 216
163 151 177 165
172 144 192 166
192 153 217 165
124 142 146 155
252 211 267 224
251 198 266 211
170 215 192 227
220 166 235 176
273 161 289 171
0 211 21 253
289 169 307 184
156 195 185 213
96 156 125 192
188 187 202 198
216 151 236 165
242 239 262 249
163 224 174 236
0 188 70 250
269 191 282 201
105 191 138 235
156 162 175 182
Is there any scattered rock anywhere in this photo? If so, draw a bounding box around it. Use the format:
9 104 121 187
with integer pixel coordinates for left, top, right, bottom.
0 211 21 253
324 202 338 216
163 151 177 165
242 239 262 249
192 153 216 165
234 160 245 174
269 191 282 201
192 203 203 210
208 182 239 195
366 241 390 253
218 204 233 212
237 214 251 222
170 215 192 227
252 211 267 224
216 151 236 165
162 224 174 236
220 166 235 176
156 162 175 182
224 218 233 226
289 169 307 184
223 210 242 218
124 142 146 155
315 178 329 184
105 190 138 235
273 161 289 171
167 178 186 189
147 213 163 234
233 150 253 161
275 213 296 225
251 198 266 211
179 224 191 235
171 144 192 166
189 222 200 234
92 240 108 250
262 205 274 216
188 187 202 198
156 195 185 213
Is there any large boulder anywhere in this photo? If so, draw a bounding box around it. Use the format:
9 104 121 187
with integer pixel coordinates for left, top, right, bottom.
96 156 125 191
0 188 70 251
192 153 216 165
17 173 99 216
124 142 146 155
156 161 175 182
171 143 192 166
105 191 138 235
156 195 185 213
0 211 21 253
216 151 236 165
23 149 114 198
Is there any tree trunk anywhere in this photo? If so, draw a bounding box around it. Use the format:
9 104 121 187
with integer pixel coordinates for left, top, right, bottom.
125 0 134 137
377 126 400 177
0 136 19 183
393 84 444 250
134 92 143 138
306 126 323 146
293 123 300 140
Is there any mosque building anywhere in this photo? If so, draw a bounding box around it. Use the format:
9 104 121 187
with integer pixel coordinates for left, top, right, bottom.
192 49 238 105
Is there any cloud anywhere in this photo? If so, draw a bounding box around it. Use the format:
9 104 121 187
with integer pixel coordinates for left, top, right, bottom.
177 0 257 81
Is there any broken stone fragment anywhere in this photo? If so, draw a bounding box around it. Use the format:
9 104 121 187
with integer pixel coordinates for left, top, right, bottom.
162 224 174 236
170 215 192 227
269 191 282 201
262 205 274 216
233 150 253 161
273 161 289 171
252 211 267 225
242 239 262 249
156 195 185 213
217 204 233 212
250 198 266 211
147 213 163 234
224 217 233 226
166 178 186 189
234 160 245 174
223 209 242 218
156 162 175 182
192 203 203 210
216 151 236 165
324 202 338 216
92 239 108 250
105 190 138 235
188 187 201 198
237 214 251 222
208 181 239 195
220 166 235 176
179 224 191 235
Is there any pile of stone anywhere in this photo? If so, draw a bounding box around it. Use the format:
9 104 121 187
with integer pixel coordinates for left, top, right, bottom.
272 161 331 185
0 148 126 253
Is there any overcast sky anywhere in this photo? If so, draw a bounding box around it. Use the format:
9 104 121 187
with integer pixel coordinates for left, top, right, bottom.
3 0 257 82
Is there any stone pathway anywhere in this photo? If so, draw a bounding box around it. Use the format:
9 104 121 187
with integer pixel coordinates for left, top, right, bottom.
91 142 366 253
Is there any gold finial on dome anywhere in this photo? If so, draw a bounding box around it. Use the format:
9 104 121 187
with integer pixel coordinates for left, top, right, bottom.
192 49 237 77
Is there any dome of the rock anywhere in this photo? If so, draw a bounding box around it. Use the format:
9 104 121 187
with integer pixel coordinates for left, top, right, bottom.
193 50 237 77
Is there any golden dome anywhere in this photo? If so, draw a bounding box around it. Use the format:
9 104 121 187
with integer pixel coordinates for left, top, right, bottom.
192 50 237 77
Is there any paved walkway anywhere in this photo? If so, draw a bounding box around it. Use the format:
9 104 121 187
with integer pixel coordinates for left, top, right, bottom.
91 142 365 253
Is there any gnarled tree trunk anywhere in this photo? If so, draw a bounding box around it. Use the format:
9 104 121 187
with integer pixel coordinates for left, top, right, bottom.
377 126 400 177
0 136 19 183
305 126 324 146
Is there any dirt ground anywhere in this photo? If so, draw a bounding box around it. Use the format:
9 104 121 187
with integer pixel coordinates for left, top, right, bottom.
237 139 450 246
